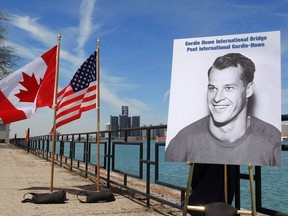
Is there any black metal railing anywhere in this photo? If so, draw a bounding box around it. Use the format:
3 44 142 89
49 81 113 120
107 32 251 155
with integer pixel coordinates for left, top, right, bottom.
11 120 288 215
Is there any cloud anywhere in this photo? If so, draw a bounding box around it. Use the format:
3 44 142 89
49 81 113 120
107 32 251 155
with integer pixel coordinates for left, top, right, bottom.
99 68 147 110
10 15 55 47
101 84 126 107
101 71 138 90
6 41 41 60
162 89 170 103
123 98 149 114
76 0 98 52
101 84 148 113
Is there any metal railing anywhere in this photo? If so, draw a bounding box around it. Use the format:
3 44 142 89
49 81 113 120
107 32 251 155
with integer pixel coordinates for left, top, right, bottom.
12 119 288 215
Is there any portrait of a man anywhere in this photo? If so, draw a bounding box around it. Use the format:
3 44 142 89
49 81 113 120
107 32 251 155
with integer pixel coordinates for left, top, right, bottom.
165 41 281 166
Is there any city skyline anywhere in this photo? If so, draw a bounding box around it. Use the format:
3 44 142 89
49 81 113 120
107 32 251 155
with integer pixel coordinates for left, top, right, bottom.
107 105 165 140
109 105 141 138
1 0 287 137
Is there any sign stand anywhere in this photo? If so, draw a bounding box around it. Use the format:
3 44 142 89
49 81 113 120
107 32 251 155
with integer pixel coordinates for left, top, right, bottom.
182 162 256 216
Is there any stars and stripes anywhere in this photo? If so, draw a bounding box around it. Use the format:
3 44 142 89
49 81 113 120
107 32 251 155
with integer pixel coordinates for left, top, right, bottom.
53 51 97 131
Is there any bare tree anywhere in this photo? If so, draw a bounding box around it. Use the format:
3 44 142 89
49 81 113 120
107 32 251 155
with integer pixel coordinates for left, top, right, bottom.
0 11 20 80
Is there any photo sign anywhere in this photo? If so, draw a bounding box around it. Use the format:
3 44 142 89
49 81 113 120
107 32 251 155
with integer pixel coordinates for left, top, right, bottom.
165 31 281 166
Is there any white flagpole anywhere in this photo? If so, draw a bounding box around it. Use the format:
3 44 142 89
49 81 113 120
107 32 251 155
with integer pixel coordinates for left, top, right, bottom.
50 34 61 192
96 38 101 191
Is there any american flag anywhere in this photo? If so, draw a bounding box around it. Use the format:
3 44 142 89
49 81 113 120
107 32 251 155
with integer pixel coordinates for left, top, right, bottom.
54 51 97 130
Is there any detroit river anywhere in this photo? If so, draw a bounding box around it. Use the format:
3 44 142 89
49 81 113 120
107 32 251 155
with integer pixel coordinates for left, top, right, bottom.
54 141 288 213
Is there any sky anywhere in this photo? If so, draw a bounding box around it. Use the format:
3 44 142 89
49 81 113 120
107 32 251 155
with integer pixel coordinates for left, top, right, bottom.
1 0 288 137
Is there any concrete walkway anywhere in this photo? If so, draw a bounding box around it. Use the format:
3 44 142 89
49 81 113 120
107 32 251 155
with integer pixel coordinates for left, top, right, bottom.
0 143 181 216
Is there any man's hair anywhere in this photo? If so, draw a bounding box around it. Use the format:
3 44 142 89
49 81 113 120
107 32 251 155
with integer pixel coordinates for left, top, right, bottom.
208 53 255 86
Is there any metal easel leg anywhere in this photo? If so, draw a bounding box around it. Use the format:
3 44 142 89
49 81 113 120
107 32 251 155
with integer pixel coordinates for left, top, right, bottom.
224 164 228 204
182 162 194 216
248 164 257 216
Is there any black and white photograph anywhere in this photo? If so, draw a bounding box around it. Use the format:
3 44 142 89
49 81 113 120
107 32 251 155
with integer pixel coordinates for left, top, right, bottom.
165 31 281 166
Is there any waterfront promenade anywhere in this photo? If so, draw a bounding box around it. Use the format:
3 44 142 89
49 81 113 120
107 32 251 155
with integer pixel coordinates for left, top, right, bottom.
0 142 181 216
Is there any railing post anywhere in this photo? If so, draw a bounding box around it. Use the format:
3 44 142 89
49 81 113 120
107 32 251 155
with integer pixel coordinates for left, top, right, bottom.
60 140 64 167
46 139 49 160
124 130 128 142
146 127 151 207
26 128 30 154
42 136 45 159
14 133 17 145
107 132 112 188
84 133 89 178
70 135 74 171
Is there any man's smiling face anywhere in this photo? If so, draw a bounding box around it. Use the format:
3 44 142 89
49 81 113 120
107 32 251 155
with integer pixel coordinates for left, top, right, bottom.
207 66 248 125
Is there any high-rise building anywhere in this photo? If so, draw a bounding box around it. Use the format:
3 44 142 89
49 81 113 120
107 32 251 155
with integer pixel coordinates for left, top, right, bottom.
122 106 129 116
119 115 129 137
131 116 140 136
110 115 119 138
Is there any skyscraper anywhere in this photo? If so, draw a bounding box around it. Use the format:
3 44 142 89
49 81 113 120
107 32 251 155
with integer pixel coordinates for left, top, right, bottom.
110 115 119 138
131 116 140 137
122 105 129 116
119 114 129 138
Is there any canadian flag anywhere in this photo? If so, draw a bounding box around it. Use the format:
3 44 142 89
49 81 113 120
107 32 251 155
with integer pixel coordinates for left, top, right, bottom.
0 46 57 124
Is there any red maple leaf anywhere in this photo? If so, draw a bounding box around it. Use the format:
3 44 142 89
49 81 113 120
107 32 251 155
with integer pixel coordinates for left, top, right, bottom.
15 72 42 103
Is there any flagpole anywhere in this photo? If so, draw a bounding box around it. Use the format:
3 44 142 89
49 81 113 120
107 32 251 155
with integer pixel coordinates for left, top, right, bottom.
50 34 61 192
96 38 101 191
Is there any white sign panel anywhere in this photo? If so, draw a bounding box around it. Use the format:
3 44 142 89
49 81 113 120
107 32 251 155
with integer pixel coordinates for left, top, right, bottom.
165 31 281 166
